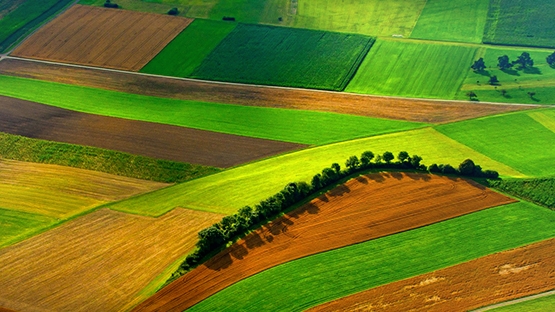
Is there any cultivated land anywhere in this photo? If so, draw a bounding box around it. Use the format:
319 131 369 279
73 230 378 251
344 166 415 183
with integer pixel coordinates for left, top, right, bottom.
490 177 555 209
0 208 223 312
141 19 236 77
107 127 522 216
133 173 515 312
489 293 555 311
177 202 555 311
12 5 192 70
410 0 489 43
437 110 555 177
0 58 533 123
0 207 53 249
311 237 555 312
0 75 426 145
483 0 555 48
192 24 374 91
346 39 476 98
0 95 306 168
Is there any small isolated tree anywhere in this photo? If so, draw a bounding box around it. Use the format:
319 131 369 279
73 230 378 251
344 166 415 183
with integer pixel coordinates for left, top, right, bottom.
547 51 555 67
398 151 410 163
168 7 179 15
458 159 476 176
104 0 119 8
513 52 534 69
500 89 508 97
382 151 394 164
466 91 477 100
345 155 360 172
471 58 486 71
527 91 536 99
498 55 513 70
488 75 499 85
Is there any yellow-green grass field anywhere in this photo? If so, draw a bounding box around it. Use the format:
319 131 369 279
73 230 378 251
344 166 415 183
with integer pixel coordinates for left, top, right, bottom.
410 0 489 43
107 127 522 216
346 39 476 99
0 207 54 248
436 109 555 177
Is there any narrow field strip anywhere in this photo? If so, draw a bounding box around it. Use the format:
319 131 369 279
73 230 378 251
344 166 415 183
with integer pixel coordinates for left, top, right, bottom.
133 173 515 312
0 207 54 249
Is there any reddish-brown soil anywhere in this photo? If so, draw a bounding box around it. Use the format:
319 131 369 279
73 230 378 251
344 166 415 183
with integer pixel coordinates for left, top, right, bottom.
133 173 515 312
0 95 305 167
11 5 192 71
0 208 224 312
0 58 533 123
310 238 555 312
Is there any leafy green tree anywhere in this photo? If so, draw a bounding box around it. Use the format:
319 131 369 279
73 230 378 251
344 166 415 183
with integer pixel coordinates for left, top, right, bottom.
331 163 341 174
528 91 536 99
410 155 423 169
466 91 477 100
428 163 440 173
360 151 374 168
458 159 475 176
547 51 555 67
513 52 534 69
398 151 410 163
345 155 360 172
311 174 322 190
497 55 513 70
488 75 499 85
471 58 486 71
197 226 226 253
382 151 394 164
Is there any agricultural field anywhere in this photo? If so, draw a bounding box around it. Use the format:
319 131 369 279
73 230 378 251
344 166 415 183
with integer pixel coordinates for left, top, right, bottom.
134 172 514 311
410 0 489 43
490 177 555 209
0 208 223 312
346 39 476 98
0 58 532 123
0 208 54 249
191 24 374 90
311 237 555 312
483 0 555 48
0 75 426 145
12 5 192 70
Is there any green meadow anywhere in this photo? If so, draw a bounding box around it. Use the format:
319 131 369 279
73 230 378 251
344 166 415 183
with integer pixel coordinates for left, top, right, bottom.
189 202 555 311
0 76 424 145
489 294 555 312
192 24 374 91
490 177 555 208
107 127 521 216
141 19 236 77
410 0 489 43
346 39 476 98
0 208 54 248
436 110 555 177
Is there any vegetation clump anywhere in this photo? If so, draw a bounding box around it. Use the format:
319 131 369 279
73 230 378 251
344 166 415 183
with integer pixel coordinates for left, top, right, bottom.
489 178 555 209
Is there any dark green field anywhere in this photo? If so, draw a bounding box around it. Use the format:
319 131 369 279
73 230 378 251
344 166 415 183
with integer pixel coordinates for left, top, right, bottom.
490 177 555 208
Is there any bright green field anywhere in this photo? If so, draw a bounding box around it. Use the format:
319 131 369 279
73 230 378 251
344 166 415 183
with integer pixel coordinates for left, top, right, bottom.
483 0 555 48
192 24 374 91
140 19 236 77
457 46 555 104
410 0 489 43
436 110 555 177
0 76 423 145
107 127 522 216
291 0 426 36
189 202 555 311
489 293 555 312
0 207 54 248
346 39 476 98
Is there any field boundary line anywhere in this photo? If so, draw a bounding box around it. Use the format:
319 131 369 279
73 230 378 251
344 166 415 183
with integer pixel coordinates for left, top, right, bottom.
1 55 548 109
472 289 555 311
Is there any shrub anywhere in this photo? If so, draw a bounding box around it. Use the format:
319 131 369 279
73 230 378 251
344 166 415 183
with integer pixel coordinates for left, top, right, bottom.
168 7 179 15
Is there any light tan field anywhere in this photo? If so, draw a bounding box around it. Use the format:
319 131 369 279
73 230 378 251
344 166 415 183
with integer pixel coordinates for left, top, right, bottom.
0 208 223 312
12 5 192 70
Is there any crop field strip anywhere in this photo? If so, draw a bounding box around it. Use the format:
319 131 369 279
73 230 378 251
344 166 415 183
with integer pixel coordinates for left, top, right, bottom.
310 237 555 312
0 208 223 312
0 75 427 145
488 293 555 311
12 5 193 71
0 95 306 168
133 173 515 312
0 58 533 124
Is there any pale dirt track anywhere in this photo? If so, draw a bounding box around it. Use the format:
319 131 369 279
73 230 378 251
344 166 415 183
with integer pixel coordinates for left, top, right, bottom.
310 237 555 312
133 172 514 312
0 58 534 124
11 5 192 71
0 208 224 312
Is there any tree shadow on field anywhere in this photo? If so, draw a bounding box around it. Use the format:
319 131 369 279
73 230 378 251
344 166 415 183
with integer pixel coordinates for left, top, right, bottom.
501 68 520 76
366 172 387 183
390 171 403 180
406 172 432 181
205 251 233 271
327 184 351 198
523 67 542 75
476 69 491 77
356 175 369 184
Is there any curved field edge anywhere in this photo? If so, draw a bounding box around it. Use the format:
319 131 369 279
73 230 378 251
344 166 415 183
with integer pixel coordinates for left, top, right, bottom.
0 75 427 145
183 201 555 311
107 127 522 216
484 292 555 312
0 132 220 183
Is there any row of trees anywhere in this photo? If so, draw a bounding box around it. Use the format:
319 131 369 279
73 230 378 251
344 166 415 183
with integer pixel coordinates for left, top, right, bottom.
173 152 499 278
471 52 536 72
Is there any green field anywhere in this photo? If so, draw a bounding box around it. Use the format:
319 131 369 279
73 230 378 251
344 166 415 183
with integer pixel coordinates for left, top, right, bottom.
0 76 424 145
490 177 555 208
107 127 522 216
436 110 555 177
410 0 489 43
483 0 555 48
346 39 476 98
191 24 375 91
0 207 55 248
188 202 555 311
489 293 555 312
141 19 236 77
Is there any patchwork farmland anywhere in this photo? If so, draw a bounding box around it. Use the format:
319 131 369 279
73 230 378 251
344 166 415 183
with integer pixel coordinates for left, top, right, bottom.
1 0 555 311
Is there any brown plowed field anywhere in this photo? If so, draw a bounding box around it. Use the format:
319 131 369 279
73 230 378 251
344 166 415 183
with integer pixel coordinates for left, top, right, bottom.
310 238 555 312
0 208 224 312
11 5 192 71
0 58 533 123
0 95 305 167
133 173 515 312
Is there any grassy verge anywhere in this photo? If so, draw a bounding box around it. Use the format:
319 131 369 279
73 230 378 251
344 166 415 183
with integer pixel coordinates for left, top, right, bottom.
488 293 555 312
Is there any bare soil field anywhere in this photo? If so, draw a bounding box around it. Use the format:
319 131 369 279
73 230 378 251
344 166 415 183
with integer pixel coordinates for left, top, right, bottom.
0 58 533 123
0 95 305 167
0 208 223 312
11 5 192 71
310 237 555 312
133 173 514 312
